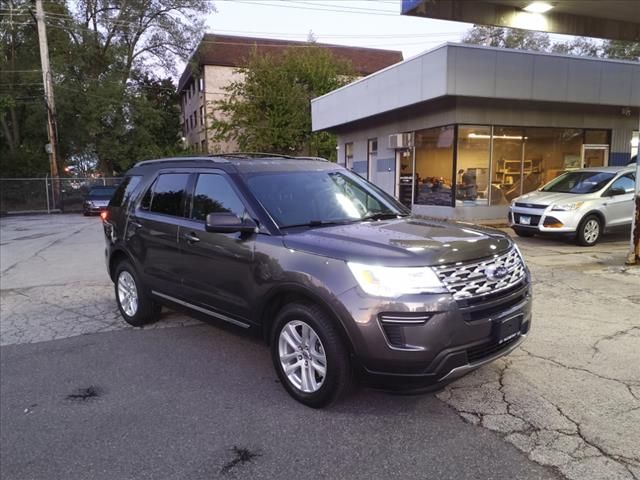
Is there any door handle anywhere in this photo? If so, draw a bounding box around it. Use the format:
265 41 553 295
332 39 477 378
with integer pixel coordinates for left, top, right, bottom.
183 232 200 243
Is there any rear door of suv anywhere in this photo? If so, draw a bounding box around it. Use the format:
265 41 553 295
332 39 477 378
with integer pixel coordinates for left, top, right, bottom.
127 171 190 295
178 170 256 326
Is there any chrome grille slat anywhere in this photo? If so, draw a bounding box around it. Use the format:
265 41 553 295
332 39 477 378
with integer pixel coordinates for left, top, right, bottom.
435 248 526 301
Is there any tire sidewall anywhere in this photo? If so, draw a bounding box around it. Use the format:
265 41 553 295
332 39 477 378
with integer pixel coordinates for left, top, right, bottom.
271 304 347 408
577 215 601 246
114 260 156 327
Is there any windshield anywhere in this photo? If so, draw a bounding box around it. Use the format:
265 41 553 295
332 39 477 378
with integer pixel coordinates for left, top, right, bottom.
541 171 615 194
246 170 409 228
87 186 117 199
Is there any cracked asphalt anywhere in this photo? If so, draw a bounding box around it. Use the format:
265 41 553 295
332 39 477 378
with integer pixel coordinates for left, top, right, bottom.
1 214 638 479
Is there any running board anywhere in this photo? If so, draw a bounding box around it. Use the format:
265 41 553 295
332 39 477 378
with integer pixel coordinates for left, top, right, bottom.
151 291 250 329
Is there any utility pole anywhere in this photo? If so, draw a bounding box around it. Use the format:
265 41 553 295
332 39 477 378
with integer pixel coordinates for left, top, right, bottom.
626 113 640 265
35 0 60 210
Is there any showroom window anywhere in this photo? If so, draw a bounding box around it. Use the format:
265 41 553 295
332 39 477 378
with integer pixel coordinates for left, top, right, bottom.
414 126 454 206
456 126 491 205
367 139 377 180
344 142 354 168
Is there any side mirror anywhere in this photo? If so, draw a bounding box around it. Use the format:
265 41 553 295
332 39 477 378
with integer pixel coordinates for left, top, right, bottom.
205 212 257 234
606 187 627 197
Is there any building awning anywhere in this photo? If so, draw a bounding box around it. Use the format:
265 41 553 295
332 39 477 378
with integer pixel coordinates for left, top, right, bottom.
401 0 640 43
311 43 640 132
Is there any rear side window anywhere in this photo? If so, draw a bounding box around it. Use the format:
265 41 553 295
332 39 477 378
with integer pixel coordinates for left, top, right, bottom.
110 176 141 207
190 174 245 221
141 173 190 217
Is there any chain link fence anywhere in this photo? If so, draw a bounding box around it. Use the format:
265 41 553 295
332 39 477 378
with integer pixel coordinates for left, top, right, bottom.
0 177 121 214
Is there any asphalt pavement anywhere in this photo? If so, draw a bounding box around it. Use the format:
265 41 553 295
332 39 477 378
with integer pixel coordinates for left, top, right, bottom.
1 213 638 480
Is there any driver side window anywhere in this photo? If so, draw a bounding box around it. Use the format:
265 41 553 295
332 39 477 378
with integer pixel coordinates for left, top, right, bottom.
609 174 635 194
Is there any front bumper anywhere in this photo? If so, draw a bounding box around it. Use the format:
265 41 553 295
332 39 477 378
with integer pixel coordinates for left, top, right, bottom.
335 279 532 390
508 205 583 233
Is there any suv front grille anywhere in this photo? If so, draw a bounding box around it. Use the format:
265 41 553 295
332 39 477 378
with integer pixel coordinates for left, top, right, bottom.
514 202 547 209
434 248 526 301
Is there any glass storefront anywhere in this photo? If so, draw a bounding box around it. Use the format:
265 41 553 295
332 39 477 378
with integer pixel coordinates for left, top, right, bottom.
407 125 610 207
413 126 454 206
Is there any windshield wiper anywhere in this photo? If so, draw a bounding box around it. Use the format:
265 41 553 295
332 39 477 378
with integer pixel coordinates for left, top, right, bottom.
280 219 358 229
361 212 407 221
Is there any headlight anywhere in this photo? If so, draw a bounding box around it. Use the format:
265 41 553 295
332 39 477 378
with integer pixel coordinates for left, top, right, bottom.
347 262 446 298
551 201 584 211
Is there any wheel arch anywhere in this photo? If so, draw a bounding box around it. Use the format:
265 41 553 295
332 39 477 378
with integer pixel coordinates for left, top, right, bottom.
108 248 136 282
580 210 606 230
258 285 355 354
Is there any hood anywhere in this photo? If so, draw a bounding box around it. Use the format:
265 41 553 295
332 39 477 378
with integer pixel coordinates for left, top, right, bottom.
515 190 592 206
282 217 512 267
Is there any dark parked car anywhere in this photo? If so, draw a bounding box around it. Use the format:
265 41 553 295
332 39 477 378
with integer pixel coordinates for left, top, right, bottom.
102 154 531 407
83 185 117 215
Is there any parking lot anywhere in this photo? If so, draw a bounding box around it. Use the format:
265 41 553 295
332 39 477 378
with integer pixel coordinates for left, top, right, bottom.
1 214 638 480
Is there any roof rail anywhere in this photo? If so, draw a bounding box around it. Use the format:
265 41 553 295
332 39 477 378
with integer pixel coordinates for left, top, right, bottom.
133 153 330 168
216 152 329 162
133 156 228 167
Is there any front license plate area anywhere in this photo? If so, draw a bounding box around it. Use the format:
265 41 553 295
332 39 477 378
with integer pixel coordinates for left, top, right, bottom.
519 215 531 225
494 315 522 345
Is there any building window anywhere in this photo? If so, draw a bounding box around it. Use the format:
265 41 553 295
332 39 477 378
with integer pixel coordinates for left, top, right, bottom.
414 126 454 206
194 110 198 129
344 142 353 168
199 77 204 92
367 139 377 180
584 129 609 145
457 126 491 206
200 106 204 126
201 140 207 153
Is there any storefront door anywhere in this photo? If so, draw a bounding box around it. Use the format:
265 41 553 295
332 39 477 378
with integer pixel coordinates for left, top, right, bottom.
581 145 609 168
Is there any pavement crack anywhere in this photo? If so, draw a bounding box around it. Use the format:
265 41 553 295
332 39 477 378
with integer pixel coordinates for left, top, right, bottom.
520 347 638 391
591 326 640 359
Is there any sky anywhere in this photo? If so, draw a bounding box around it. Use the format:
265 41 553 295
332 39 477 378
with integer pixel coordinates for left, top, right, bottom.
202 0 473 60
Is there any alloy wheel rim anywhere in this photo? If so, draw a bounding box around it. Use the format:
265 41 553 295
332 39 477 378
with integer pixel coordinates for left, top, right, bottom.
278 320 327 393
584 219 599 244
117 271 138 317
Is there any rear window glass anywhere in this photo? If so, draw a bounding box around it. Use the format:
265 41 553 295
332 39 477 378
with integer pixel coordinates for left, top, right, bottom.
109 176 141 207
145 173 190 217
88 186 117 199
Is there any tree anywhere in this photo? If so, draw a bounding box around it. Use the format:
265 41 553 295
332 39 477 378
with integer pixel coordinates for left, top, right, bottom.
603 40 640 61
0 0 213 177
463 24 640 63
462 25 551 52
214 46 355 161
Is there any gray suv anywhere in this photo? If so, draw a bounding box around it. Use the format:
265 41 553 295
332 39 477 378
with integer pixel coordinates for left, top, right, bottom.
103 154 531 407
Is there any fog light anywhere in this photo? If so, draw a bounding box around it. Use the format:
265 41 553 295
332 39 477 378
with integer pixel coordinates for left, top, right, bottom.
543 216 563 228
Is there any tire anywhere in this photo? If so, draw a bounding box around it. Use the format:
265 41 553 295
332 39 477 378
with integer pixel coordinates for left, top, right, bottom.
576 215 602 246
513 227 535 238
114 260 161 327
271 303 352 408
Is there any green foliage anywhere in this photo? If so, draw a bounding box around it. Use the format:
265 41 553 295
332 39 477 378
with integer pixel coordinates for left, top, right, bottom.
463 25 639 62
214 46 356 161
0 0 212 177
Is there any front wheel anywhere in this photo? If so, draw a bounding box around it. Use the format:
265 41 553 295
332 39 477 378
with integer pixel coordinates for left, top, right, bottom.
114 260 161 326
271 303 352 408
576 215 602 246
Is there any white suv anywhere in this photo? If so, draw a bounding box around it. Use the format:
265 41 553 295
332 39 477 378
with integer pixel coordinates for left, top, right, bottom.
509 166 636 246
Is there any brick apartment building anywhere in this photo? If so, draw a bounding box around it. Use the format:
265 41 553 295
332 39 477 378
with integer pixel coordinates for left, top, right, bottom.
177 34 403 153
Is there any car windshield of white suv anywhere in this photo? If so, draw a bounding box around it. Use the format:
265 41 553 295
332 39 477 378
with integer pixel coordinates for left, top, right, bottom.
541 171 616 194
247 170 409 228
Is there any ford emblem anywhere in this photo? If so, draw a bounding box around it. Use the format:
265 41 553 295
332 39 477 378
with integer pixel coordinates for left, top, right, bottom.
485 266 509 281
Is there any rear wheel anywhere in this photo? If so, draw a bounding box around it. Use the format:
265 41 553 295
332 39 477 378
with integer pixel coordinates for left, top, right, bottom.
271 303 351 408
576 215 602 246
513 227 535 238
114 260 161 326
